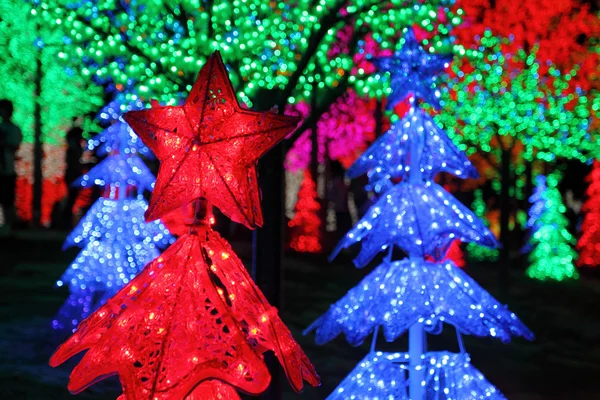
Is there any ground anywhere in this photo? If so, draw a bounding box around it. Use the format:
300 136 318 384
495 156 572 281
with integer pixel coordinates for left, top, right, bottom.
1 231 599 399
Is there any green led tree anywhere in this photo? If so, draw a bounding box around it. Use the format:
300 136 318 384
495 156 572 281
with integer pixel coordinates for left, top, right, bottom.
467 189 499 262
435 31 592 284
526 174 578 281
0 1 103 224
50 0 462 122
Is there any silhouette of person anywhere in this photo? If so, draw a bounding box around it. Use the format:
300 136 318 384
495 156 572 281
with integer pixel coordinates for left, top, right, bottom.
62 118 84 229
0 99 23 232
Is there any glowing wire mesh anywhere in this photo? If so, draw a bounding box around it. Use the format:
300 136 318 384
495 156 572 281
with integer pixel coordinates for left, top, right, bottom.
53 236 160 332
123 52 300 227
172 380 241 400
331 182 498 267
305 259 533 346
328 351 505 400
50 227 319 397
347 105 478 192
371 28 451 110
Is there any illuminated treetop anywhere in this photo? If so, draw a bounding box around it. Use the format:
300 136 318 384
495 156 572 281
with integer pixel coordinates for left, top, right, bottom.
50 0 463 110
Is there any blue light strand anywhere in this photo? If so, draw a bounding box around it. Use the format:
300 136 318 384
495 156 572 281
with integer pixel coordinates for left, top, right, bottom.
347 105 478 193
53 226 162 332
63 197 173 250
74 153 156 193
54 96 174 333
331 182 498 267
305 259 533 346
307 23 533 399
89 119 154 159
328 351 505 400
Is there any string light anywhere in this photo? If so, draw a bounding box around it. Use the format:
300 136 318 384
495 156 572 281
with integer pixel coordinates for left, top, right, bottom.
306 25 532 399
305 259 533 346
0 2 103 222
331 182 498 267
53 100 174 332
50 52 320 398
347 104 477 193
370 28 452 110
285 90 377 172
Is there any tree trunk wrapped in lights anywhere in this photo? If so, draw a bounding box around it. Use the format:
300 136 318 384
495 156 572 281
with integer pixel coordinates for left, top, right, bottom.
304 29 533 400
50 52 319 399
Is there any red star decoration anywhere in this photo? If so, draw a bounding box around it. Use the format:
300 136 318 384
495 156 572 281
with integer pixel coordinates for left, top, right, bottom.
124 51 300 229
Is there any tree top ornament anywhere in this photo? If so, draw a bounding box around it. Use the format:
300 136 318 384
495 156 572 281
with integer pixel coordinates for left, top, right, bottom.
123 51 301 228
371 28 452 110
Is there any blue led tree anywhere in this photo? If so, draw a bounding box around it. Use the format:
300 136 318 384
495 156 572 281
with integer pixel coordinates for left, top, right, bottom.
304 28 534 399
53 99 174 332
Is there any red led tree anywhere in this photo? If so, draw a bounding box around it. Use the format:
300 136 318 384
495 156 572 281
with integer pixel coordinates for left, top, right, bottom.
577 160 600 268
455 0 599 91
288 170 322 253
50 52 320 399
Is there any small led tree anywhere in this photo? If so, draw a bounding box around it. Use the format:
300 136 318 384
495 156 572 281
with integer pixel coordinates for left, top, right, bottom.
305 29 533 399
53 101 174 332
525 174 579 281
288 170 322 253
577 160 600 268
